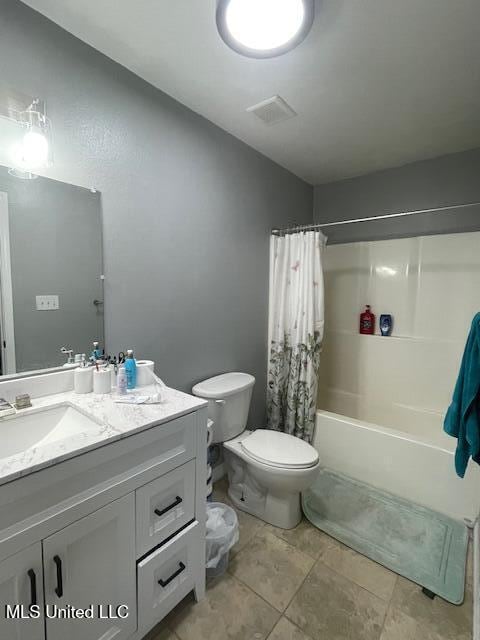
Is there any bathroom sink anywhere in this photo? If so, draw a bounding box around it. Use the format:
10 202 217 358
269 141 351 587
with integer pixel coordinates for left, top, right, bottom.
0 404 101 459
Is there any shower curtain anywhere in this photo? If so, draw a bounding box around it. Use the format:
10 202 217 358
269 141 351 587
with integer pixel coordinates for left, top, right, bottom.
267 231 326 443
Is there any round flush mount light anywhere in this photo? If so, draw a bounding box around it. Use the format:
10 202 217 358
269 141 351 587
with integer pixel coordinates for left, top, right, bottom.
216 0 315 59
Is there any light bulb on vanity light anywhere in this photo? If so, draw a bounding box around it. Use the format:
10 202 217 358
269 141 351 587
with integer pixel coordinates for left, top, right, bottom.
21 129 49 168
9 98 52 178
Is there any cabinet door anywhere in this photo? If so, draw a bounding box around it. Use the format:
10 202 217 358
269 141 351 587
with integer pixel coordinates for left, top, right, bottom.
0 543 44 640
43 493 136 640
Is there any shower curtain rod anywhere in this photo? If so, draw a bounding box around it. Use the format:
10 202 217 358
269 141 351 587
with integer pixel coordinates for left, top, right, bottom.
271 201 480 235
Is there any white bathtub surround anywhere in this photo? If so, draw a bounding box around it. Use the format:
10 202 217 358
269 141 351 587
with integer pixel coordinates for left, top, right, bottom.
267 230 326 442
319 231 480 436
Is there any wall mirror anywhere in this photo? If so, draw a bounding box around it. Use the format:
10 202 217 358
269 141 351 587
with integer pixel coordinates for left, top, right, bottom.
0 165 104 377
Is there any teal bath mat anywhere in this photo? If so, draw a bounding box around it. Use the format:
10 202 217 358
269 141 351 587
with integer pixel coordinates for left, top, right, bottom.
302 469 468 604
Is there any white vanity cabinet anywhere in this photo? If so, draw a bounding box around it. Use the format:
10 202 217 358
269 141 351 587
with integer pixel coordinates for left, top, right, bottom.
0 401 208 640
0 543 44 640
43 494 136 640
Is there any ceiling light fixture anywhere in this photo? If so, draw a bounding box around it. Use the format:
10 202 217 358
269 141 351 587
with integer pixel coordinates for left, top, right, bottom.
216 0 314 59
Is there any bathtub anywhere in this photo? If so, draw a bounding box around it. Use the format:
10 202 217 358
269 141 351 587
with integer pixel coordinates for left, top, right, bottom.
313 409 480 523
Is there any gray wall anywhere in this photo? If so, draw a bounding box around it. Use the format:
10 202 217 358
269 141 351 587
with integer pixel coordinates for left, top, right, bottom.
314 148 480 243
0 0 312 422
0 168 103 372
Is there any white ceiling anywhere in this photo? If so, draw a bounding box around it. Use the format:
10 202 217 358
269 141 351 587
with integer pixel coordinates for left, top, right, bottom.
22 0 480 184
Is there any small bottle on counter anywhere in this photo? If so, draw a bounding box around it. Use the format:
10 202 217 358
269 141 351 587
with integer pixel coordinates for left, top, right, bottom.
125 349 137 390
117 365 128 395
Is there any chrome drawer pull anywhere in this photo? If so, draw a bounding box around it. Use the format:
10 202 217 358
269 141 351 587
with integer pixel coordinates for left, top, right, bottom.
154 496 182 517
158 562 186 588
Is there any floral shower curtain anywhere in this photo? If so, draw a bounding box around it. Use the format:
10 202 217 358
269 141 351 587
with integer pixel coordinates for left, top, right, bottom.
266 231 326 443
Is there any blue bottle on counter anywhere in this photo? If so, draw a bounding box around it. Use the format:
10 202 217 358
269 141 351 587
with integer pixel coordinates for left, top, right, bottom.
125 349 137 389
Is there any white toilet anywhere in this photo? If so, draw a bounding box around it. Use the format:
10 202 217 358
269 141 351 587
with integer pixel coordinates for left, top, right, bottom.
192 372 320 529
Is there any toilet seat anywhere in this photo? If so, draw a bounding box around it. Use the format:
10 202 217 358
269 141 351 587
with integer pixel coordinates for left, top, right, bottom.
240 429 319 470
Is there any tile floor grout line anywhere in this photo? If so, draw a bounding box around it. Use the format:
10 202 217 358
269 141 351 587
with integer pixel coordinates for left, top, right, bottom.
259 526 320 564
282 555 318 615
227 572 282 638
312 556 396 605
262 526 323 562
224 497 395 618
376 576 399 638
265 616 315 640
166 575 281 640
230 523 317 613
265 519 398 599
226 564 285 617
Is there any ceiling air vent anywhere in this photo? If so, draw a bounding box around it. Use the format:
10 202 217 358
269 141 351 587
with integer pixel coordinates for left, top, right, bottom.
246 95 297 126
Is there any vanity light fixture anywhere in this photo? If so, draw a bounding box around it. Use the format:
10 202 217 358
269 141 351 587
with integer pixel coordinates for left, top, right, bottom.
216 0 315 59
9 98 52 178
7 167 38 180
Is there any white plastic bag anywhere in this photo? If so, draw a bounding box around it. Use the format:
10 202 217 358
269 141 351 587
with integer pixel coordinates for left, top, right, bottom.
205 502 239 569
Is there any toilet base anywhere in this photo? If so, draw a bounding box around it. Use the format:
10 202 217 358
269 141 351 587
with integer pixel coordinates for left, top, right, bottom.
228 485 302 529
223 435 319 530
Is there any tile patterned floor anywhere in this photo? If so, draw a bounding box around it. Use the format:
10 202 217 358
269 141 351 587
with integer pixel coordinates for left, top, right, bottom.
146 478 473 640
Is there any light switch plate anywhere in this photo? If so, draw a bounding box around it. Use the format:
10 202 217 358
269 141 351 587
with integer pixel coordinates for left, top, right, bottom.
36 295 59 310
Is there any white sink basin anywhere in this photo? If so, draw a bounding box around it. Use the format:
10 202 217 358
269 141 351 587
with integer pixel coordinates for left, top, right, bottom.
0 404 100 459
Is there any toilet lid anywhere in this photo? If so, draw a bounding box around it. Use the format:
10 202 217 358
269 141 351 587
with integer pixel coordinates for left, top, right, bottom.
241 430 319 469
192 372 255 399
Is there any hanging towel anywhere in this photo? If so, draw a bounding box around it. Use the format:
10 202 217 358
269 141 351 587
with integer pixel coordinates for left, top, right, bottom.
444 313 480 478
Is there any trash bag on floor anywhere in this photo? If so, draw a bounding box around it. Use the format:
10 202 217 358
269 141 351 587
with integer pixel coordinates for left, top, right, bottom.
205 502 239 573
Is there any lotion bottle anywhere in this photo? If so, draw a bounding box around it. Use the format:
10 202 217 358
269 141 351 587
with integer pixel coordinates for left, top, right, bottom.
117 365 128 395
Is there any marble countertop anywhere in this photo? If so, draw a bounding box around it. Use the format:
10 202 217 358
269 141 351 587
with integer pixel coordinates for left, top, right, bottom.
0 385 207 487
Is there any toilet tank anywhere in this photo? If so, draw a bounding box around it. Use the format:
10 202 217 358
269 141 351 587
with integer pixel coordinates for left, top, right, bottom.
192 372 255 444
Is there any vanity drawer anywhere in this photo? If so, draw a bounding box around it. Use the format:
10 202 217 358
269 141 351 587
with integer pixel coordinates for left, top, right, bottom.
137 521 201 631
136 460 196 557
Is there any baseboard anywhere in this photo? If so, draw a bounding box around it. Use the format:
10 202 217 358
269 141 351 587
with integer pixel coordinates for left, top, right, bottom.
474 520 479 640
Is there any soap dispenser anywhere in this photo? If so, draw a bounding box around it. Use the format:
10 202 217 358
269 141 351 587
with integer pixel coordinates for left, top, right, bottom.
125 349 137 390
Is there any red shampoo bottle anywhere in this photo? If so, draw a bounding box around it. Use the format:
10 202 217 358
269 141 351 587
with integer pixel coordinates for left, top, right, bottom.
360 305 375 334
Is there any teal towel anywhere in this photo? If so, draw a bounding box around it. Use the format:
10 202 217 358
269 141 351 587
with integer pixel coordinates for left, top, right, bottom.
444 313 480 478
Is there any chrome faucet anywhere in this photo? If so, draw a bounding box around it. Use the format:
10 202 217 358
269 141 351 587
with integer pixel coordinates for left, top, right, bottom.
60 346 74 364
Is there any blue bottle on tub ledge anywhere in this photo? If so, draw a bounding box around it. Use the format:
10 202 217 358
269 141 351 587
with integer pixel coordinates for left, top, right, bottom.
380 314 393 336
